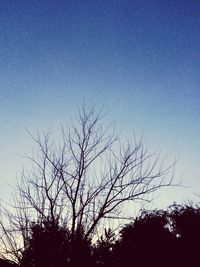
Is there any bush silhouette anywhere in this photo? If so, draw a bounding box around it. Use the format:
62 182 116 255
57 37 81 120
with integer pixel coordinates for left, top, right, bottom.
92 228 116 267
169 204 200 266
18 204 200 267
112 204 200 267
69 226 93 267
20 219 70 267
20 220 93 267
114 209 175 267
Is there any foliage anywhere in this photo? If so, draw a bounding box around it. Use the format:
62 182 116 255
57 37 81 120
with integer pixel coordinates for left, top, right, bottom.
93 228 116 266
20 219 93 267
115 209 174 267
1 203 200 267
168 203 200 266
20 220 70 267
113 203 200 267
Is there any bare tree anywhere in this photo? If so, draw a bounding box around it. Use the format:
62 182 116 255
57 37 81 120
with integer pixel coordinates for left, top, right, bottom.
0 104 175 262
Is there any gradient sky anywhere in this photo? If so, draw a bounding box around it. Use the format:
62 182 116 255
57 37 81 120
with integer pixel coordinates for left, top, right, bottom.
0 0 199 209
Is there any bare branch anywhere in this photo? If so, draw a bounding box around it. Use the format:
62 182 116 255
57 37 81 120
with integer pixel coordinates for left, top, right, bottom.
0 104 177 262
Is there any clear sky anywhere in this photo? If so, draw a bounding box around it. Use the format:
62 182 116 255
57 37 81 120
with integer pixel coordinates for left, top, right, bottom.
0 0 199 209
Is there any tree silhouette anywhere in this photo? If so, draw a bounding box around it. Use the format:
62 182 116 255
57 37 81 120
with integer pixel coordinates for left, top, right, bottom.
168 203 200 266
112 204 200 267
114 209 175 267
0 104 175 263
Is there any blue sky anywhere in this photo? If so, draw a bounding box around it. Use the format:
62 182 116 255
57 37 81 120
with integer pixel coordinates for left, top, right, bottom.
0 0 199 208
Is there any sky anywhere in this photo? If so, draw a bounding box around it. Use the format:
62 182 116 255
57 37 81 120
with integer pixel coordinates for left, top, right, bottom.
0 0 199 210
